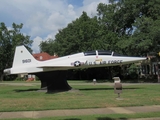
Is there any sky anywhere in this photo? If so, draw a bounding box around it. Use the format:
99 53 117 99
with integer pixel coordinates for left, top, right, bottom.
0 0 110 53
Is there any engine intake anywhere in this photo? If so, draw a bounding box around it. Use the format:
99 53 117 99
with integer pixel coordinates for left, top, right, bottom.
3 68 11 75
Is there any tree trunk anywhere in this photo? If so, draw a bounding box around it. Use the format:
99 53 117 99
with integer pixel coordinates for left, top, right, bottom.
156 63 160 83
0 72 4 81
35 71 72 93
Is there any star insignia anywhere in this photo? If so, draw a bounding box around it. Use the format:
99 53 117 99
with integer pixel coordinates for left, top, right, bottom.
74 61 81 67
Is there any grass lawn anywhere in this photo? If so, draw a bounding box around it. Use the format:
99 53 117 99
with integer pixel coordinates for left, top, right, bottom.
0 81 160 112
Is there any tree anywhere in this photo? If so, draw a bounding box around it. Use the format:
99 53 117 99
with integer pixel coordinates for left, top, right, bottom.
97 0 160 56
40 12 108 56
39 38 57 55
97 0 160 82
0 22 33 81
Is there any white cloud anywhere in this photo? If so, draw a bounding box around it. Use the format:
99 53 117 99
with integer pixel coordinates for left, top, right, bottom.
68 4 76 16
32 36 43 54
7 27 13 31
81 0 110 16
0 0 110 53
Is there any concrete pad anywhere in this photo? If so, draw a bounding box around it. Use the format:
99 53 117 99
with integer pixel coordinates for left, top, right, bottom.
125 105 160 113
108 107 135 114
90 108 115 114
0 111 33 119
33 108 116 118
0 105 160 119
116 97 124 100
33 110 65 118
129 118 160 120
0 112 2 118
63 109 92 116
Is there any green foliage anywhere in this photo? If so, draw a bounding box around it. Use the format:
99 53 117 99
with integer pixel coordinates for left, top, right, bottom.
127 64 138 79
39 38 56 55
0 22 33 80
14 77 24 81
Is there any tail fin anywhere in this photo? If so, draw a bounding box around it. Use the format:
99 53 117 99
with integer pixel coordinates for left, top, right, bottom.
12 45 38 67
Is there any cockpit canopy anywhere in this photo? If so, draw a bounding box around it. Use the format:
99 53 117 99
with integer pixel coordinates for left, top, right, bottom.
84 50 123 56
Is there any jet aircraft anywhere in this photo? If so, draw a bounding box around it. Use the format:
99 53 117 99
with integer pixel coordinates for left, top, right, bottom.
4 45 146 92
4 45 146 75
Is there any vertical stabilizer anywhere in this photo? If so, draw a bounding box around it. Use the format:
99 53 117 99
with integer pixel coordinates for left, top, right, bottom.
12 45 38 67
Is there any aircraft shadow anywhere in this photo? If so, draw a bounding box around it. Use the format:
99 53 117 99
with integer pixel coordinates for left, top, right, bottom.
14 88 44 92
14 87 141 93
79 87 141 91
79 88 113 91
14 89 71 94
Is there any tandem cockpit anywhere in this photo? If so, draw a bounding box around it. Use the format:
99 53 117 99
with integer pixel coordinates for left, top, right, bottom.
84 50 123 56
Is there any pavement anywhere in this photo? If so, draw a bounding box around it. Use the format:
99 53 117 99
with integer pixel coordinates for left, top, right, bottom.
0 105 160 119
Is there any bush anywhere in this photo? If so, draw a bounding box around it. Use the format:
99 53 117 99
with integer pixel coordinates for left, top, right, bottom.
128 64 138 80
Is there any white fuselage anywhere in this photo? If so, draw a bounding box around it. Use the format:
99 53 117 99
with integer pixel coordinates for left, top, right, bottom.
3 46 146 75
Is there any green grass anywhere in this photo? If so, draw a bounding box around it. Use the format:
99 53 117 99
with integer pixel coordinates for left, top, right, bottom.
0 81 160 112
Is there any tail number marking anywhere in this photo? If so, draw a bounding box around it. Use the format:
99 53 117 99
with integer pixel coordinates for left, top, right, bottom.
22 59 31 63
